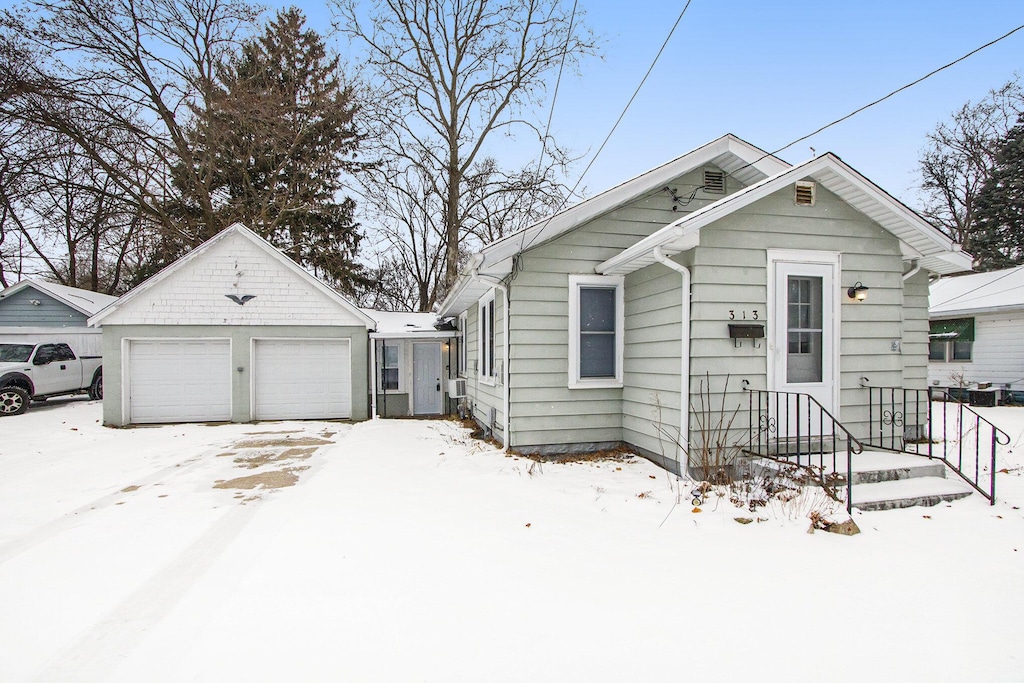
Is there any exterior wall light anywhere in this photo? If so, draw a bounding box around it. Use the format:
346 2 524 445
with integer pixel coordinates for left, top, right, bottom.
847 282 869 301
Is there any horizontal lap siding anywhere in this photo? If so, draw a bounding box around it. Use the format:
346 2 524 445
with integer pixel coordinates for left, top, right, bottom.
623 263 683 466
0 289 88 326
928 313 1024 389
689 185 908 445
902 269 930 388
508 169 717 452
465 293 505 441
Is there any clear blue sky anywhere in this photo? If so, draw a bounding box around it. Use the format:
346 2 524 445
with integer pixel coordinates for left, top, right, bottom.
276 0 1024 205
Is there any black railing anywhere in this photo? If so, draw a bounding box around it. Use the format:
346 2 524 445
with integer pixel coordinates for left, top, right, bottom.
864 384 1009 504
743 384 864 513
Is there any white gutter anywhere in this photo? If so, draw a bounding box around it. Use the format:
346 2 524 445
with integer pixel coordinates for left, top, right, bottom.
470 270 511 453
652 246 691 474
902 260 922 281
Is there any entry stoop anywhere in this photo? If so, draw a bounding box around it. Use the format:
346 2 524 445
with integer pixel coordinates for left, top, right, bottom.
848 451 974 512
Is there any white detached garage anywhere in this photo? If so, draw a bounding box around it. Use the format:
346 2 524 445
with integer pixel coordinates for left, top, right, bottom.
90 224 373 426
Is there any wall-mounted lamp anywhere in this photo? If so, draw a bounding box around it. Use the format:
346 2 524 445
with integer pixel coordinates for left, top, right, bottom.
847 282 869 301
29 299 41 306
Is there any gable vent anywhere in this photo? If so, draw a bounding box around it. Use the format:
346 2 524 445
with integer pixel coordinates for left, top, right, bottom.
703 169 726 194
795 181 816 206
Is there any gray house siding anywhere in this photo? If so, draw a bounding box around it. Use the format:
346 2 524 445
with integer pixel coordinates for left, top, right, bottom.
505 167 733 453
902 268 930 388
685 184 908 447
464 290 506 441
0 287 89 327
102 324 369 426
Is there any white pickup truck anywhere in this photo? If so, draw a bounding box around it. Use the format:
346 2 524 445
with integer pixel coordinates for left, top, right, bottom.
0 342 103 416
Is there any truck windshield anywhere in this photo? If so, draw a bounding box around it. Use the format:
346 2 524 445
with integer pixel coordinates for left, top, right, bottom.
0 344 35 362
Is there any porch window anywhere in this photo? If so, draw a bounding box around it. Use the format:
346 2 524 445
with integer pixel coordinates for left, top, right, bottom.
569 275 624 388
382 342 401 391
929 318 974 362
479 291 496 381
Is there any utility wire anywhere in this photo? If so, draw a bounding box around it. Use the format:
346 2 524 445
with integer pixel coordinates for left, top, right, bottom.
534 0 578 183
736 23 1024 174
932 267 1024 308
521 0 694 252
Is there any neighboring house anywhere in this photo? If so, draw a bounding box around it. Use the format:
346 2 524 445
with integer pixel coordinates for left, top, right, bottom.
928 265 1024 396
438 134 971 474
0 279 117 356
363 309 458 418
89 223 374 426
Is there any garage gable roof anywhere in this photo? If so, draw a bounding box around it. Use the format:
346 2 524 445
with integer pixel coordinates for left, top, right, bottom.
1 279 118 317
90 223 374 328
597 153 972 276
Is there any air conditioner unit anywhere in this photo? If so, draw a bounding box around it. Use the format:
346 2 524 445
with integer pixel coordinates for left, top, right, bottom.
447 378 467 398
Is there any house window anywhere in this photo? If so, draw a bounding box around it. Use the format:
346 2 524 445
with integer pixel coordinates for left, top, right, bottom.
568 275 624 388
929 318 974 362
382 342 401 390
458 311 468 377
479 291 496 381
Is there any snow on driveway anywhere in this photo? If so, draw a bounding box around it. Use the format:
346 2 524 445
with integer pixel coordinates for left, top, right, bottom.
2 400 1024 681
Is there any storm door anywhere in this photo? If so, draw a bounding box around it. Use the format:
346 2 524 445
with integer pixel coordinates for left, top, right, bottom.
769 253 839 437
413 342 443 415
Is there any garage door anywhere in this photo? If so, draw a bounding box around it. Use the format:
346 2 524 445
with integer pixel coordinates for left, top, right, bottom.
253 339 351 420
128 339 232 424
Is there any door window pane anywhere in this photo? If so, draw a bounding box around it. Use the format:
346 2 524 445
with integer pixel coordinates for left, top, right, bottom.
787 276 822 383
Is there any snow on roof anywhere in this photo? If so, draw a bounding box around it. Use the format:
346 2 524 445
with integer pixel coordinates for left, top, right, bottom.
930 265 1024 316
0 279 118 316
362 309 450 336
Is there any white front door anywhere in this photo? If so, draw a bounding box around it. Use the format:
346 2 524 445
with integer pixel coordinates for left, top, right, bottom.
768 251 840 435
412 342 442 415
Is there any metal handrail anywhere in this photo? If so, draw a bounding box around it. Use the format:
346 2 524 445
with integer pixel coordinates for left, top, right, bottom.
863 383 1009 504
743 383 864 512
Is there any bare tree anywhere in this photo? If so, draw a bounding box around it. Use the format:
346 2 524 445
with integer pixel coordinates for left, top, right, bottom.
335 0 596 308
918 76 1024 252
0 0 261 251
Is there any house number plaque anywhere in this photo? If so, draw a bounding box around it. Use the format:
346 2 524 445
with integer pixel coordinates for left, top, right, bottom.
728 310 759 320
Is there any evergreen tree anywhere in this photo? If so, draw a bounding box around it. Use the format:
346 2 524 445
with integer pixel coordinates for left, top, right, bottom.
971 118 1024 271
173 8 368 293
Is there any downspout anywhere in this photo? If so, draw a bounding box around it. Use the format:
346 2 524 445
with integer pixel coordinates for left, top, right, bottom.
652 246 691 475
902 260 922 281
369 335 378 419
470 269 511 453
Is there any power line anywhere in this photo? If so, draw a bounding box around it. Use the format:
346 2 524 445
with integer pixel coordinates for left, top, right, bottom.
534 0 578 182
520 0 694 253
932 267 1024 308
737 22 1024 174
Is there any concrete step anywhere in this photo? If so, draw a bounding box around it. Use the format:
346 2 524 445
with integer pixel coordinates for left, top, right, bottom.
751 451 947 484
852 476 975 512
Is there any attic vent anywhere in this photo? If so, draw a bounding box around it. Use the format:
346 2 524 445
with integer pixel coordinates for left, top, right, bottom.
795 181 816 206
703 169 726 194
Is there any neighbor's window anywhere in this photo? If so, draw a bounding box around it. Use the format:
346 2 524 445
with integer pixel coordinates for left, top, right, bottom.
458 311 468 377
479 291 496 381
569 275 624 388
382 342 400 390
928 318 974 362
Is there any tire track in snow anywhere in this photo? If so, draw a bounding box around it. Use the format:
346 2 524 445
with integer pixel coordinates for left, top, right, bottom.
0 450 213 567
32 501 261 682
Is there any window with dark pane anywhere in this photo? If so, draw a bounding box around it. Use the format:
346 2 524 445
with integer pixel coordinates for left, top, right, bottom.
786 276 822 383
382 343 399 390
579 286 616 378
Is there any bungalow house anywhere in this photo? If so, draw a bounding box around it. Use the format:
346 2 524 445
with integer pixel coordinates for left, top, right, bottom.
928 265 1024 400
89 223 374 426
0 279 118 356
438 134 972 477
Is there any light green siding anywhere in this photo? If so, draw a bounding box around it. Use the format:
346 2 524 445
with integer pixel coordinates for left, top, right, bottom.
464 290 506 441
505 167 727 452
902 268 930 388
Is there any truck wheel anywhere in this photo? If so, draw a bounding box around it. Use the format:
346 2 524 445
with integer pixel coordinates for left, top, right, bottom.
89 372 103 401
0 386 29 416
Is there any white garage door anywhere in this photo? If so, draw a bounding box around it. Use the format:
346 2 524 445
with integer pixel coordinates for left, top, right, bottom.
128 339 231 424
253 339 351 420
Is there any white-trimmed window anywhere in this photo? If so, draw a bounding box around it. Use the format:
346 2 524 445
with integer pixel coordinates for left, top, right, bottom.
478 290 496 382
382 341 402 391
569 275 624 388
929 318 974 362
458 311 468 377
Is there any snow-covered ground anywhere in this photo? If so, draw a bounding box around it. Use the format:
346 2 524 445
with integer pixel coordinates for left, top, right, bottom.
2 398 1023 682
